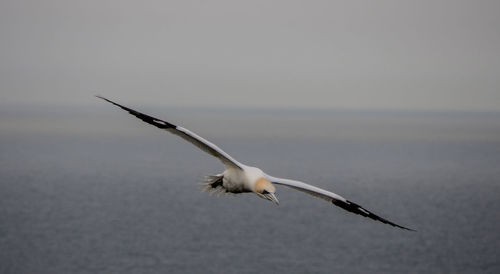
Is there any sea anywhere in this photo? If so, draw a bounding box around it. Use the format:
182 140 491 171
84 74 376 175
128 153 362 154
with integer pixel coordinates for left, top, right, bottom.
1 105 499 274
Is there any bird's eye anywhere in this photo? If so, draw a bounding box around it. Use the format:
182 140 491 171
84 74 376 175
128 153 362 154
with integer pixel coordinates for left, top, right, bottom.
262 190 270 194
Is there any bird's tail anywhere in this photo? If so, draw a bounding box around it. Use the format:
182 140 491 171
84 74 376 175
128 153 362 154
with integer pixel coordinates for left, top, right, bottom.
200 174 226 195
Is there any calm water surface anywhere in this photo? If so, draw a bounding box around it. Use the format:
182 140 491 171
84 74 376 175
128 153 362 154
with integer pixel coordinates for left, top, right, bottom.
1 107 499 273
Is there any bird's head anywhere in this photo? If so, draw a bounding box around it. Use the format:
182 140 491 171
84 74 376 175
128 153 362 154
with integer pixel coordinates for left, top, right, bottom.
254 177 279 205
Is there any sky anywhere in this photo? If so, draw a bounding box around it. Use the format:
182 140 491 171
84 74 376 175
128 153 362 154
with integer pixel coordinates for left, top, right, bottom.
1 0 499 111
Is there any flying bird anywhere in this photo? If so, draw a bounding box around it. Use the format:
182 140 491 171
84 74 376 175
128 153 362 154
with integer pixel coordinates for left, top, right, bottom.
97 96 413 231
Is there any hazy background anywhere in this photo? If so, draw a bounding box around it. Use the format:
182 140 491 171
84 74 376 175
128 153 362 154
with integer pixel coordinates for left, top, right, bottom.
1 1 500 274
1 106 500 274
1 0 499 111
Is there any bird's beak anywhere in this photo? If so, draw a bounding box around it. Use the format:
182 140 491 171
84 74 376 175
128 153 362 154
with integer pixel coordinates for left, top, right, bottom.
265 193 279 205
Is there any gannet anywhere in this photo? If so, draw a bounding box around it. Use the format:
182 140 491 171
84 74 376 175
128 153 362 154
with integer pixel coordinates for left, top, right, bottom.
97 96 413 231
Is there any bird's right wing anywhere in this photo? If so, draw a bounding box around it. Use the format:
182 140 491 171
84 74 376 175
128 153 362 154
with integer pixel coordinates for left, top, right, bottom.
97 96 243 170
266 175 414 231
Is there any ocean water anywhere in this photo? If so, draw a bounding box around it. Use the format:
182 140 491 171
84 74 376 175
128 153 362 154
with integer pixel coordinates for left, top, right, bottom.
1 106 499 274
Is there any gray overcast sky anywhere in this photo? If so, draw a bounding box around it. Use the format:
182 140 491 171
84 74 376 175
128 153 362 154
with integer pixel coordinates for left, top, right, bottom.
1 0 499 111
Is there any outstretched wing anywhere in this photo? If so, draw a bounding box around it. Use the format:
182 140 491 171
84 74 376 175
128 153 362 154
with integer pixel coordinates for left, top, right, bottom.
266 175 414 231
97 96 243 170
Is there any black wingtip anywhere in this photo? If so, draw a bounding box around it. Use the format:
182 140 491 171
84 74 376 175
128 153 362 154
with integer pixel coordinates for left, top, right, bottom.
95 95 127 111
95 96 176 129
387 217 416 231
394 224 416 232
95 95 114 104
333 199 415 231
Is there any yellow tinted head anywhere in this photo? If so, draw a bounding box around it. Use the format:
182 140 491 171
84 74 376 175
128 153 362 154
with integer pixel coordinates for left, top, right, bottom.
254 177 276 194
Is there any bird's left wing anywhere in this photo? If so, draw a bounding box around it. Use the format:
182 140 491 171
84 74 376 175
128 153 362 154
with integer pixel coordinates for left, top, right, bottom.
266 175 414 231
96 96 243 170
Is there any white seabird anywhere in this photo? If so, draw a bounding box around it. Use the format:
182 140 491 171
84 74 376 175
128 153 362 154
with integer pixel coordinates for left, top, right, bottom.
97 96 414 231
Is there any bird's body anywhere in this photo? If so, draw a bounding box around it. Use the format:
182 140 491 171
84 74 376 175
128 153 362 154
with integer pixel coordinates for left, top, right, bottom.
97 96 414 231
204 165 279 204
222 165 263 193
